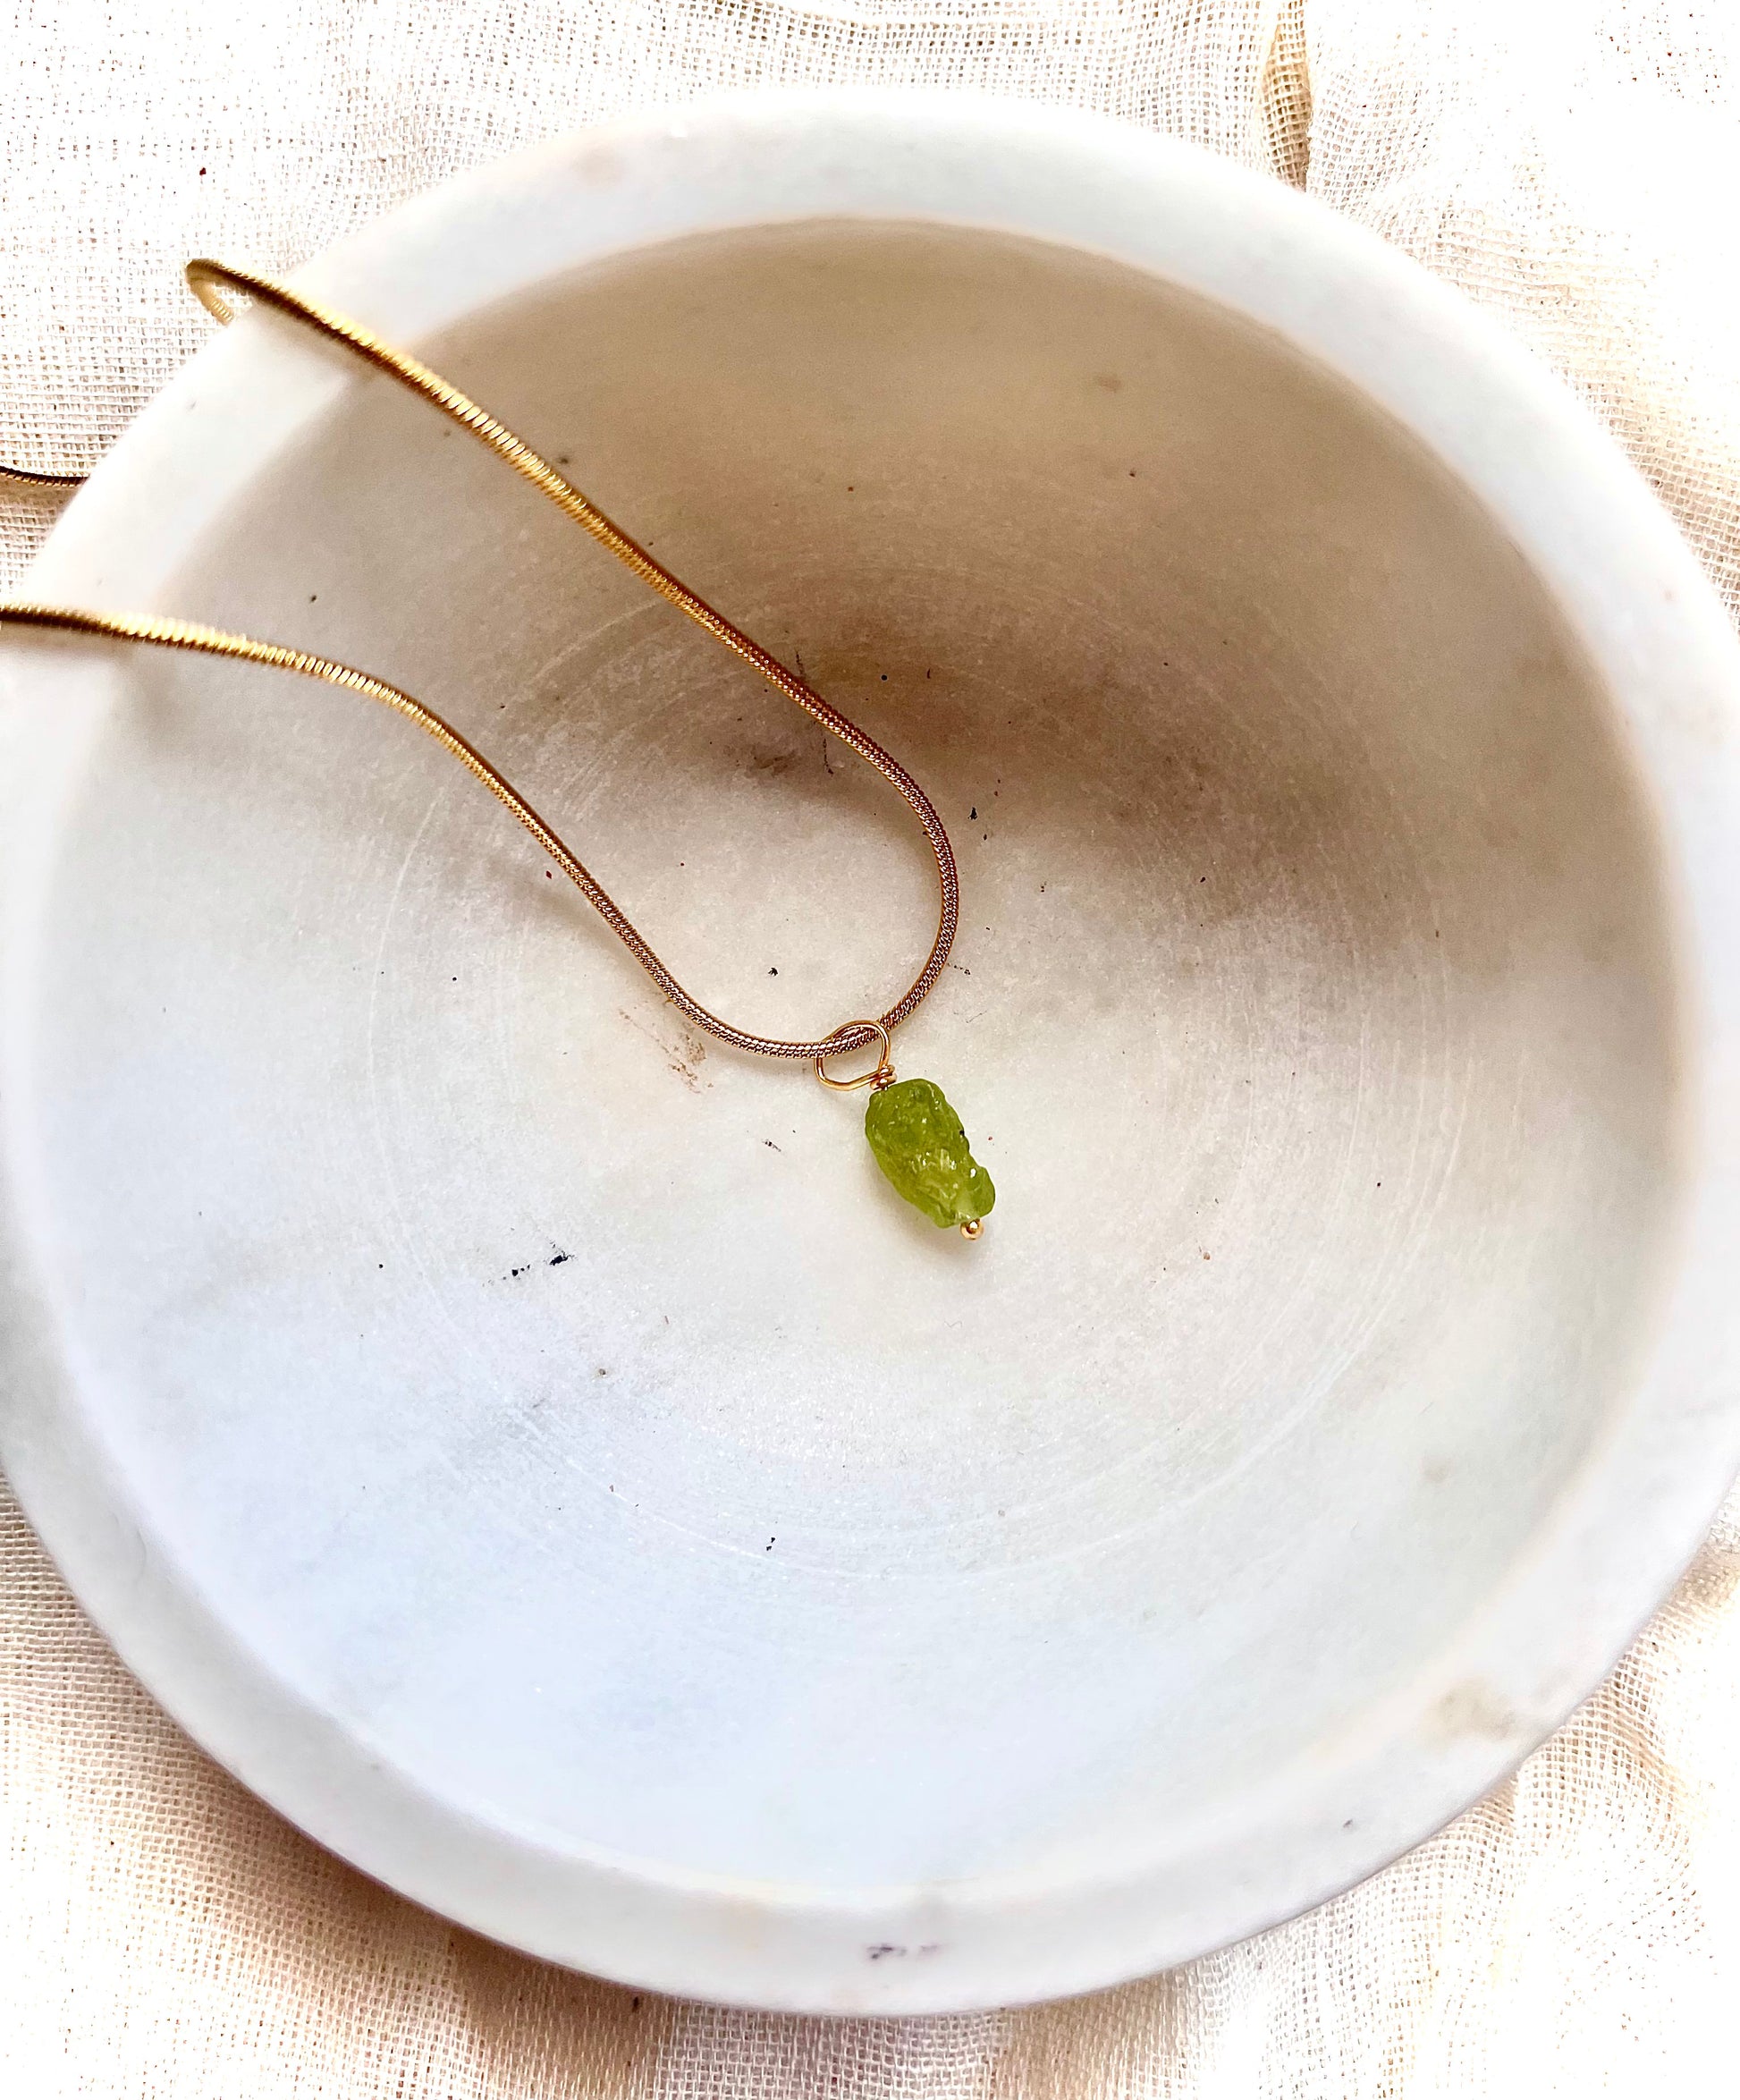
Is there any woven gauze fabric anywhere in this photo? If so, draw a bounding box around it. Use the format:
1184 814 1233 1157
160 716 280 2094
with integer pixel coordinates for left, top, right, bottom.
5 2 1740 2094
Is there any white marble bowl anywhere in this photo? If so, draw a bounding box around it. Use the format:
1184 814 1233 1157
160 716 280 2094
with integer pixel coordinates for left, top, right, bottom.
6 94 1740 2013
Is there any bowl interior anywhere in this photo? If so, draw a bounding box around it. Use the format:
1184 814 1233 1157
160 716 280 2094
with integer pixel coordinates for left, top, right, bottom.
18 221 1680 1893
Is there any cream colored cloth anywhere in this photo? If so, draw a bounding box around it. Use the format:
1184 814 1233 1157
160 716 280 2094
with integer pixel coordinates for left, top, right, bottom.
6 2 1740 2092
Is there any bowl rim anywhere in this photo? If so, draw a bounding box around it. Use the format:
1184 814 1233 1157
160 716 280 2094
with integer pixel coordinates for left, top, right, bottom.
6 86 1740 2014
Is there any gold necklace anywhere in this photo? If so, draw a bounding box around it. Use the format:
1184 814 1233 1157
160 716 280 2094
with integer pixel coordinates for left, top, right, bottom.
0 261 994 1238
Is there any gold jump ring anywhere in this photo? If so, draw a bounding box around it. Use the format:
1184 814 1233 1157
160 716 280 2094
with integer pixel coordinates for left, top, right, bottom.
814 1020 895 1093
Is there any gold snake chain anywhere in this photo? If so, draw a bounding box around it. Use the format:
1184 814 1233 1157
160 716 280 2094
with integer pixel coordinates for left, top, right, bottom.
0 260 959 1064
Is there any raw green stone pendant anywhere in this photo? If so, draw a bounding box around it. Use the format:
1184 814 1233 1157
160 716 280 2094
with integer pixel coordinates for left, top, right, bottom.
864 1077 995 1236
815 1023 993 1241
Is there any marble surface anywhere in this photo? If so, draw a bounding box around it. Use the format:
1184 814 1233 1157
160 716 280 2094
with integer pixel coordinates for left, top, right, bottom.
5 96 1740 2011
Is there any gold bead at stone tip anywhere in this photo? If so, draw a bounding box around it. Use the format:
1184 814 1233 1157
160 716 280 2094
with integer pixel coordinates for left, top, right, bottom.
959 1219 984 1241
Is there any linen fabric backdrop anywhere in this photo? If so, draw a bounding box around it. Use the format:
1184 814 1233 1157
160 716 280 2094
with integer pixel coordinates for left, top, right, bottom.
6 2 1740 2093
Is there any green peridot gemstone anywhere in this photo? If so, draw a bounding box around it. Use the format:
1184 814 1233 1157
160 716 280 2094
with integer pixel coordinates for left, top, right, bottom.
864 1077 995 1230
